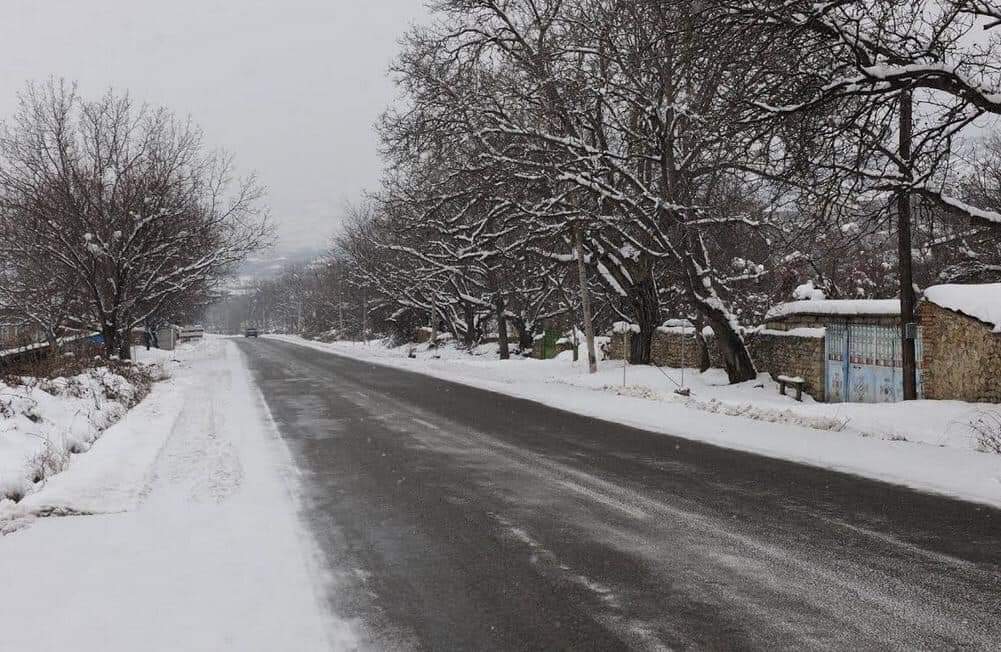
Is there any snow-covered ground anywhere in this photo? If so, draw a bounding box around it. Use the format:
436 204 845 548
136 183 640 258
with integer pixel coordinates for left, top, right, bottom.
270 334 1001 508
0 337 352 651
0 347 183 506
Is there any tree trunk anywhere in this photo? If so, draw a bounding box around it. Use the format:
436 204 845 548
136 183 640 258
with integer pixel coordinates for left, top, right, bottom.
693 315 711 372
44 329 60 353
119 336 132 360
428 305 439 349
494 294 510 360
487 268 510 360
573 223 598 374
628 273 660 365
510 316 534 352
702 307 756 383
683 241 755 383
463 303 477 349
102 324 118 359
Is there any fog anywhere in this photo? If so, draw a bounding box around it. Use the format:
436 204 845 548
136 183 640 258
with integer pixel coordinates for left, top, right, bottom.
0 0 427 253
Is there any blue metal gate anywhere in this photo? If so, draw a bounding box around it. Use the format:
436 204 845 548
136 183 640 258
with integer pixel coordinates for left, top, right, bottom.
825 322 923 403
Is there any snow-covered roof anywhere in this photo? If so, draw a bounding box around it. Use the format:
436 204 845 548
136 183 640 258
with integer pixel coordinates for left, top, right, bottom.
765 299 900 321
661 318 693 328
924 283 1001 333
757 327 827 339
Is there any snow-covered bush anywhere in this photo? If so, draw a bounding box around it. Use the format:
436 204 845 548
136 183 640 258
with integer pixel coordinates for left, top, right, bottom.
0 359 161 504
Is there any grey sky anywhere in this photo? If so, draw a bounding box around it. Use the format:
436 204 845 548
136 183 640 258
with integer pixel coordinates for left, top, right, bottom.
0 0 427 253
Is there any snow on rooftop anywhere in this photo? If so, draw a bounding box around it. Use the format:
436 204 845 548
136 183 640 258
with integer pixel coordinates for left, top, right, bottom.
766 299 900 321
758 327 827 339
924 283 1001 333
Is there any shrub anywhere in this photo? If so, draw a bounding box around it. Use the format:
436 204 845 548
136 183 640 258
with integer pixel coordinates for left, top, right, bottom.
971 411 1001 455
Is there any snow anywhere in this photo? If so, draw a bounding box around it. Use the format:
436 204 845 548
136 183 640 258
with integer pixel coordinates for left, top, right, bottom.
924 283 1001 333
0 355 169 504
657 322 716 337
612 321 641 334
766 299 901 321
269 335 1001 509
757 327 827 339
0 333 92 359
0 336 350 650
792 280 827 301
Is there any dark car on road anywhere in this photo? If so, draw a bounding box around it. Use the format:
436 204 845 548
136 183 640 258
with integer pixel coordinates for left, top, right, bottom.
244 327 259 338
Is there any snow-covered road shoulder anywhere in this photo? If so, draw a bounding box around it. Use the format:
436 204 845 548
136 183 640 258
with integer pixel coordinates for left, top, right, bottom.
0 336 351 651
1 346 195 523
268 335 1001 509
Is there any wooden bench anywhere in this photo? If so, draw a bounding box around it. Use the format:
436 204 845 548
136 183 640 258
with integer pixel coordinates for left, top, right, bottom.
777 375 806 402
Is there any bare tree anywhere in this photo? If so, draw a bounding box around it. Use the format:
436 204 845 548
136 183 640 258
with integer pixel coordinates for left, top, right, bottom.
0 81 269 357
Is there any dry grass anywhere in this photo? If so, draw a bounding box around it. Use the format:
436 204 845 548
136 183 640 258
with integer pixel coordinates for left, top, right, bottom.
971 410 1001 455
3 349 156 406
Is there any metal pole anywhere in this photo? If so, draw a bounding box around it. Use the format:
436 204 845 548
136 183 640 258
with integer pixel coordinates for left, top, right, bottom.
623 331 628 387
680 326 686 388
898 89 918 401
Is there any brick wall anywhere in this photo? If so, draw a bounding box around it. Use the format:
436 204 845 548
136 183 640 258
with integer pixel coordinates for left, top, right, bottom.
919 302 1001 403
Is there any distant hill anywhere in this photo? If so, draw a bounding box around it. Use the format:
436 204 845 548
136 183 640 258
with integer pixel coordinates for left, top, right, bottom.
236 245 327 281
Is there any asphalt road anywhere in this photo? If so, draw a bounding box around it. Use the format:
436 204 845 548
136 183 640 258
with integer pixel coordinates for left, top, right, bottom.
236 337 1001 651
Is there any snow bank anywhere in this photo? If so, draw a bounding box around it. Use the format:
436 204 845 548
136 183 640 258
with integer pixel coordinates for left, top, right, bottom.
269 335 1001 508
0 367 143 503
0 336 346 650
924 283 1001 333
0 345 180 508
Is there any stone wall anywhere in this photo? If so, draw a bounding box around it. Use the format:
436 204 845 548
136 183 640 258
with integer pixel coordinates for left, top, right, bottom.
532 336 575 359
607 326 826 400
919 302 1001 403
606 328 719 368
746 330 827 402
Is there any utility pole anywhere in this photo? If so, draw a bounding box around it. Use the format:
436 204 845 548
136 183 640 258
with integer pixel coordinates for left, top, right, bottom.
573 222 598 374
429 301 439 349
898 89 918 401
362 290 369 346
337 273 345 339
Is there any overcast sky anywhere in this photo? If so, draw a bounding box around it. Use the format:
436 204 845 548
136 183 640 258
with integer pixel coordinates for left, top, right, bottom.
0 0 428 254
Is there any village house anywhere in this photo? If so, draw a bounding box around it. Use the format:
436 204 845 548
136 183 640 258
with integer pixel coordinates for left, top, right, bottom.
920 284 1001 403
599 283 1001 405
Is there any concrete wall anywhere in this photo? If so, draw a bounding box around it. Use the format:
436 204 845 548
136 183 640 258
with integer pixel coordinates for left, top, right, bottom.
919 302 1001 403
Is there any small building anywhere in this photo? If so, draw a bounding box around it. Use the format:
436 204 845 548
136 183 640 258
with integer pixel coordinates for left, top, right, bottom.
920 284 1001 403
601 285 1000 405
762 299 912 403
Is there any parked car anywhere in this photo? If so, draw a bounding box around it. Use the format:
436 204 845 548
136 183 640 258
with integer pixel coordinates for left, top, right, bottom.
244 327 258 338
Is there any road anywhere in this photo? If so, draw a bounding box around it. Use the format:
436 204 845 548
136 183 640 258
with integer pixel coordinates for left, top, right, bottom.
236 337 1001 651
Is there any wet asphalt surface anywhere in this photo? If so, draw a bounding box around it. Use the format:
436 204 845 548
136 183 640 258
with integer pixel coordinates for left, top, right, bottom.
236 338 1001 651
